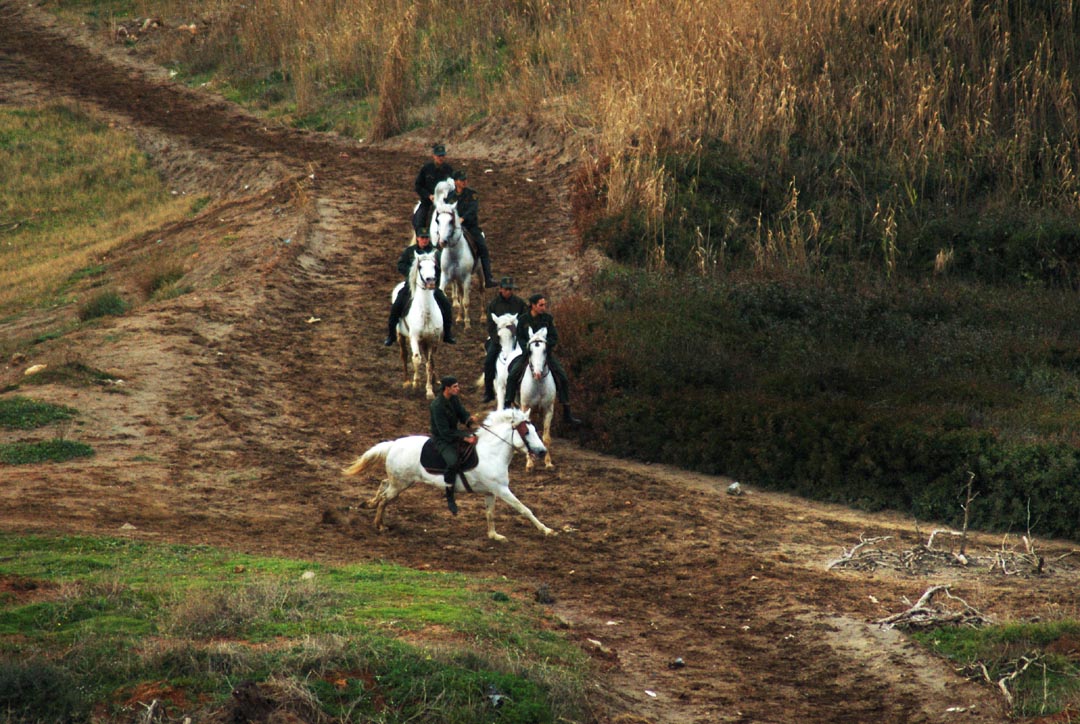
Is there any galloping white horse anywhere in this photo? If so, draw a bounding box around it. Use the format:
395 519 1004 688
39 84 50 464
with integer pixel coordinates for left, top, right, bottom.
342 408 555 541
491 312 522 410
393 249 442 399
518 327 557 471
429 179 478 329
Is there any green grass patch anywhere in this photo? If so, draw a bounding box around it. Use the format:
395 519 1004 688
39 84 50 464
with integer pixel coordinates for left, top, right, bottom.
78 290 129 321
0 439 94 464
0 533 590 722
0 396 77 429
913 621 1080 718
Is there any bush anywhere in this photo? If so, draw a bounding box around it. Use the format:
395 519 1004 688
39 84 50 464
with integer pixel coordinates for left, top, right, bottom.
0 658 91 723
0 397 77 429
77 291 128 321
0 439 94 465
562 268 1080 541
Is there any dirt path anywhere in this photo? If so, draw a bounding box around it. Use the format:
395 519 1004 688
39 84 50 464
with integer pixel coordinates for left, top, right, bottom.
2 3 1078 722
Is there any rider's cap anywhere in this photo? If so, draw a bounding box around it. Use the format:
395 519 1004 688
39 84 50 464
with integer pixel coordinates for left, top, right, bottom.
440 375 458 389
452 169 467 180
432 143 446 156
499 276 518 289
416 228 430 238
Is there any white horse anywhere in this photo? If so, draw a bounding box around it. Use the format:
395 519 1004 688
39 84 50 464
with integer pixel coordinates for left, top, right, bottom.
342 408 555 542
518 327 557 471
430 179 478 329
491 312 522 410
393 249 442 399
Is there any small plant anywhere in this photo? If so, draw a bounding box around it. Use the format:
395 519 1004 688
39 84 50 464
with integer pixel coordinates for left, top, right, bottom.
0 396 77 429
78 290 128 321
0 439 94 464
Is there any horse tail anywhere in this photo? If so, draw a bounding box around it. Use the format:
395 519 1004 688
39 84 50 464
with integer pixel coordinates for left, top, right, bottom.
342 441 393 477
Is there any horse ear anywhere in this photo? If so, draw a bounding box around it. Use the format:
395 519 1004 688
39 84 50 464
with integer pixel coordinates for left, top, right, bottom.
522 408 531 418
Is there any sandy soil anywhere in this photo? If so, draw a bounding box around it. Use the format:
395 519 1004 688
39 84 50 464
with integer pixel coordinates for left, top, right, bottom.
2 3 1079 722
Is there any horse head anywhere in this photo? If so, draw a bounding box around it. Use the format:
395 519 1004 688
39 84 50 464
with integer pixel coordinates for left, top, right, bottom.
412 250 439 291
482 408 547 459
492 313 518 350
430 179 460 248
527 328 550 379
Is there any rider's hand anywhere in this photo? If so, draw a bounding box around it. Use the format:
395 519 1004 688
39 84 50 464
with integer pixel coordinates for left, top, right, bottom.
465 435 478 444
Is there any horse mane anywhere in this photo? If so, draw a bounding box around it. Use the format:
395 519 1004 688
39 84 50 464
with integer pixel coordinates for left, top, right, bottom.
481 407 525 429
433 178 456 209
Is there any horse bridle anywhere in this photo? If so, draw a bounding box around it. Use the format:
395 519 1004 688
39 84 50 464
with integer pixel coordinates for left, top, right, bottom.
433 208 458 248
528 341 550 380
481 419 542 455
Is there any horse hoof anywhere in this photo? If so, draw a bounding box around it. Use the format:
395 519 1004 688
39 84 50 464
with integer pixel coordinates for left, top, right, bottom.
489 533 508 543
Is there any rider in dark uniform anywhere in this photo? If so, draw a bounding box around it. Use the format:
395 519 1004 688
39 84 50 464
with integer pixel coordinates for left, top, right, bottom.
430 375 477 515
447 169 497 288
383 229 456 346
413 143 454 233
503 294 582 425
481 276 528 403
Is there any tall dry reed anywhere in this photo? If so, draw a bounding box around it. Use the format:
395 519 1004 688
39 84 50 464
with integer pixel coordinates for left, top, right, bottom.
141 0 1080 270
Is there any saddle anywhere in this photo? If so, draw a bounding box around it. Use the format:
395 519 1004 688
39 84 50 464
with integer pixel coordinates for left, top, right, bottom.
461 228 480 264
420 437 479 475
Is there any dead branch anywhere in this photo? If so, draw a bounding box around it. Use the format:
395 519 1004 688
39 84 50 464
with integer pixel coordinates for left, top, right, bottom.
826 534 893 570
967 654 1041 708
926 528 963 550
877 585 990 629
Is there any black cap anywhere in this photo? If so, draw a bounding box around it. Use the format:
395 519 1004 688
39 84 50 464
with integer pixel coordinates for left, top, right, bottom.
499 276 518 289
432 143 446 156
452 169 467 180
440 375 458 389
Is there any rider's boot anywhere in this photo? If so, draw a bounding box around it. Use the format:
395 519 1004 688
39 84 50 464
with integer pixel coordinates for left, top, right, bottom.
562 404 583 426
436 294 456 344
443 470 459 515
481 383 496 404
481 252 498 288
383 316 398 347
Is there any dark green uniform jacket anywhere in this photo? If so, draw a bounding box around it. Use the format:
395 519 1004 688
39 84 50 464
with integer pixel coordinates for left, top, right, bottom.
397 243 442 285
430 394 471 448
415 161 454 202
452 187 482 238
516 311 558 352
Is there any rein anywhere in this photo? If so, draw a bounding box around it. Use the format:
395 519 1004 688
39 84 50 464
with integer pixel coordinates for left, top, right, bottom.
480 420 538 455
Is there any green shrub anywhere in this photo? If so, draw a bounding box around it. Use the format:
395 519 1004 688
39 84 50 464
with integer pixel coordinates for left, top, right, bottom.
77 291 128 321
0 439 94 465
563 268 1080 541
0 396 77 429
0 657 92 723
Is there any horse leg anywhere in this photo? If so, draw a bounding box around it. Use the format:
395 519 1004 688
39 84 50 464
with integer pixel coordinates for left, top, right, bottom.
543 404 555 469
411 349 423 393
460 281 471 330
484 494 507 543
373 478 409 532
494 486 555 537
423 345 436 400
363 479 390 509
398 336 410 389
